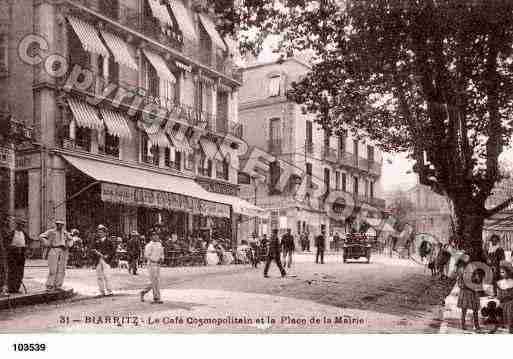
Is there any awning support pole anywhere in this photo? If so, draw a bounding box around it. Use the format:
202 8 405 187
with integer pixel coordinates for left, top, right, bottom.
53 181 101 213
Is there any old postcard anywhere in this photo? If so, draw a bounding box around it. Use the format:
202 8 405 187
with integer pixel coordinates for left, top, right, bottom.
0 0 513 340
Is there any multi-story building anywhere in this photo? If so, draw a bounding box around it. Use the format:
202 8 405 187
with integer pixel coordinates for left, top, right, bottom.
0 0 262 246
239 57 385 241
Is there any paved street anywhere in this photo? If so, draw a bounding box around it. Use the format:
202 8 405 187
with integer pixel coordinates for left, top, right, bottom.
0 253 453 333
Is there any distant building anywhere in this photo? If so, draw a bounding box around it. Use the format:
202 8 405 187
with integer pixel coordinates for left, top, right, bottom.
239 57 385 241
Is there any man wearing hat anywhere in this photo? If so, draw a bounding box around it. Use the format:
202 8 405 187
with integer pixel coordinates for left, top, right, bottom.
6 219 32 293
39 220 73 291
140 229 164 303
90 224 115 296
127 230 142 275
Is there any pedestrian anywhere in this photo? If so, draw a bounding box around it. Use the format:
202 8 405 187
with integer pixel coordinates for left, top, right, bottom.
39 220 73 291
305 231 311 251
263 229 286 278
333 232 341 252
140 230 164 304
315 230 326 264
456 255 481 332
249 236 259 268
487 234 505 296
6 219 31 293
281 228 295 269
497 260 513 334
90 224 115 296
127 231 141 275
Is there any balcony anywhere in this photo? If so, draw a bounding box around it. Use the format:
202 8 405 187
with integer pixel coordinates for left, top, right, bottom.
323 147 338 163
357 156 382 176
355 194 386 209
61 137 91 153
67 0 237 80
339 151 358 167
268 139 283 154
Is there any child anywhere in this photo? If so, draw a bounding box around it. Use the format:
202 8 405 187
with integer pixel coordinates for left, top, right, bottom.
497 261 513 333
140 230 164 304
456 256 481 332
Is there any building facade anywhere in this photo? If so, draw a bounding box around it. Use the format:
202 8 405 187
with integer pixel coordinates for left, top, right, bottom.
239 58 385 242
0 0 259 247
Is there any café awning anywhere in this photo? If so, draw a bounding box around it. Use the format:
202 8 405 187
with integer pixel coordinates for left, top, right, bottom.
205 192 268 219
67 98 104 131
99 108 132 140
142 49 176 83
100 30 138 70
198 13 226 51
147 0 173 27
168 0 198 41
61 154 231 218
147 129 172 149
67 16 110 57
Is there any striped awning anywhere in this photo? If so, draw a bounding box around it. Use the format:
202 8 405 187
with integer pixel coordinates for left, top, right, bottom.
147 0 173 26
168 0 198 41
168 126 193 153
200 138 223 161
67 16 110 57
142 49 176 83
100 30 138 70
100 108 132 140
67 98 103 131
198 13 226 51
141 123 172 149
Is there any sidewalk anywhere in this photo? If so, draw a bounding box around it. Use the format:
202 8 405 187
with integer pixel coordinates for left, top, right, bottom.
439 284 510 334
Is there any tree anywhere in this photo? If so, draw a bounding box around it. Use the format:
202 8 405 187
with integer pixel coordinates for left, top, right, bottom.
219 0 513 254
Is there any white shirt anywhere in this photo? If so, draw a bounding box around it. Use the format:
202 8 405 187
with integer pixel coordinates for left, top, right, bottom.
144 241 164 263
11 230 26 247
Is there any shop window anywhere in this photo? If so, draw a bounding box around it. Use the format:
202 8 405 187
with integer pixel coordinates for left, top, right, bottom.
103 133 119 158
14 171 28 209
76 127 91 151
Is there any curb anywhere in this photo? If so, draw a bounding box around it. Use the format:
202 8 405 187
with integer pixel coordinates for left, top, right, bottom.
0 289 75 310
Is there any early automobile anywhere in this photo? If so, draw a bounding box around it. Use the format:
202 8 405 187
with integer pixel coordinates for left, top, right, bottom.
342 233 372 263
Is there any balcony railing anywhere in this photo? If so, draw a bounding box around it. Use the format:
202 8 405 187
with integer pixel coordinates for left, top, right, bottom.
61 137 91 153
355 194 386 209
339 151 358 167
323 147 338 163
357 156 382 175
67 0 237 80
268 139 283 154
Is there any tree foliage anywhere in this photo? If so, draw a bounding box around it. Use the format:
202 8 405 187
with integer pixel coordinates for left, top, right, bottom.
219 0 513 243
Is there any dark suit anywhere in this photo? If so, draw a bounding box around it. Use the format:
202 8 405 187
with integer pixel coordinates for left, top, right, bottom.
263 235 286 277
127 237 141 274
7 230 31 293
315 234 326 264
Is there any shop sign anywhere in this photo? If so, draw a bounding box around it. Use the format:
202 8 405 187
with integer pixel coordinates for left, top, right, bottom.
101 183 230 218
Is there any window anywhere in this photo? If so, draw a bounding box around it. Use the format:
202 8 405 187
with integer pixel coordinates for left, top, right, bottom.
269 118 281 153
175 151 182 171
104 133 119 158
75 127 91 151
68 24 91 70
215 160 229 181
14 171 28 209
365 179 369 197
353 176 359 195
341 173 347 192
339 131 347 154
306 162 313 187
0 34 7 73
370 181 374 198
335 171 340 190
367 145 374 162
160 79 177 111
324 168 330 192
223 160 229 181
165 147 173 167
141 133 159 166
353 139 359 158
306 121 313 151
268 75 281 97
269 161 281 193
199 155 212 177
195 81 204 113
185 153 195 171
146 60 160 99
108 56 119 84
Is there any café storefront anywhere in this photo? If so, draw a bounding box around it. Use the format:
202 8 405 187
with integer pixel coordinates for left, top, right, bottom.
62 154 231 245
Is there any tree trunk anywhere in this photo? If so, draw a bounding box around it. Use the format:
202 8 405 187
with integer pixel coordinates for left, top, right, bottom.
452 201 486 262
